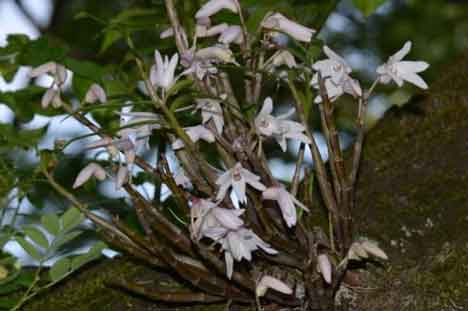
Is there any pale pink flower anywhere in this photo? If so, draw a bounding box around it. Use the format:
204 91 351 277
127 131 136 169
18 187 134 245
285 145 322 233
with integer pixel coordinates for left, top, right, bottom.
347 242 369 261
41 88 63 109
190 198 244 241
150 50 179 90
261 12 315 43
195 98 224 134
313 46 351 84
160 27 174 39
274 120 311 152
159 27 189 44
311 75 362 104
180 50 218 80
30 62 67 108
196 23 228 38
195 45 238 65
171 125 216 150
215 162 266 205
117 106 160 152
84 83 107 104
218 25 243 45
317 254 332 284
264 50 297 73
73 163 107 189
377 41 429 89
30 62 67 84
220 228 277 279
254 97 279 137
360 239 388 260
262 186 309 227
346 239 387 261
256 275 293 297
255 97 310 151
195 0 238 19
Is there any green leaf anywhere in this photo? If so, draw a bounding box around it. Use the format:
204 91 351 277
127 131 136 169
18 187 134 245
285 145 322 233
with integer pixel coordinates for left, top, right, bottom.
52 231 83 251
166 79 194 99
109 8 161 26
0 282 21 295
63 58 106 82
351 0 388 17
23 226 49 249
0 86 60 122
49 257 71 282
88 241 107 256
0 297 17 309
70 241 106 271
0 124 48 149
17 37 69 67
16 237 41 261
70 254 93 271
41 214 61 236
61 208 84 231
99 29 122 54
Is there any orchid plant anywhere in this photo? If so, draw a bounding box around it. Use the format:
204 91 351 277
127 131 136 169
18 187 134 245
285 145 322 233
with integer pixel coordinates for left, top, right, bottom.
31 0 429 309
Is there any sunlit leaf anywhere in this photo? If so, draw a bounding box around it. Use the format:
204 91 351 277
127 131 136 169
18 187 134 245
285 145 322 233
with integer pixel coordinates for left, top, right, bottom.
61 208 85 232
23 226 49 249
16 237 41 261
52 231 83 251
49 257 71 282
41 214 61 236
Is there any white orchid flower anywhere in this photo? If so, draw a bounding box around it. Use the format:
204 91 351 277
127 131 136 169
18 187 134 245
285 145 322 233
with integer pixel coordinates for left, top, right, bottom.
262 186 309 227
117 105 159 159
359 239 388 260
84 83 107 104
30 61 67 84
195 45 239 65
150 50 179 90
261 12 315 43
274 120 311 152
220 228 277 279
41 88 63 109
346 239 388 261
218 25 243 45
180 50 219 80
256 275 293 297
160 27 174 39
254 97 279 137
196 23 229 38
73 163 107 189
312 46 352 85
311 75 362 104
215 162 266 205
190 198 244 241
264 50 297 73
30 62 67 108
172 125 216 150
195 98 224 134
255 97 310 151
377 41 429 89
317 254 332 284
195 0 238 19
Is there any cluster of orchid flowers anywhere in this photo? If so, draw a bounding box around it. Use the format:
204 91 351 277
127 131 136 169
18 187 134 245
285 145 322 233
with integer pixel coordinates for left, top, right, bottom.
30 0 429 299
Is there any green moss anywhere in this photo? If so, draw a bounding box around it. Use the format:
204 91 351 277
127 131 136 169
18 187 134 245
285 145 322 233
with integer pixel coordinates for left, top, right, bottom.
353 52 468 310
